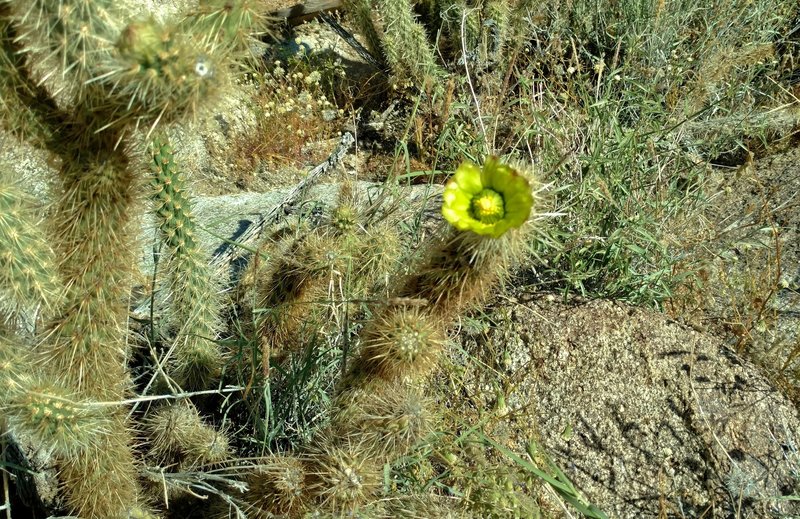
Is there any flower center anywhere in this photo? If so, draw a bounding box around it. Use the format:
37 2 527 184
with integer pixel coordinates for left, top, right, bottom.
470 189 505 223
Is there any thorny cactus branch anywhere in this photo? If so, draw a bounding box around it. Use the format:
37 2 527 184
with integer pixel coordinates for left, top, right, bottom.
0 1 270 517
151 137 225 390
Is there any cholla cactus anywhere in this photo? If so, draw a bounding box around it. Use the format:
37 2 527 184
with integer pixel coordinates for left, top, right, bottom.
0 1 268 517
344 0 443 85
151 137 225 390
144 403 230 470
352 305 445 381
253 184 401 373
0 171 61 318
304 434 383 513
397 158 536 319
346 0 513 84
240 454 309 518
332 380 434 457
3 377 114 457
239 158 534 517
1 0 536 512
432 0 511 65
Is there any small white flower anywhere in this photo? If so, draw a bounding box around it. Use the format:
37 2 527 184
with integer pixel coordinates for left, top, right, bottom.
305 71 322 84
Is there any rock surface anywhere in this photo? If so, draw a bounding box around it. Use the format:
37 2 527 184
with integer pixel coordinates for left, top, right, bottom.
458 295 800 518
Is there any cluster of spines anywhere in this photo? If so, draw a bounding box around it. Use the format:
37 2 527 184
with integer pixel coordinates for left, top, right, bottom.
327 183 402 298
1 340 113 473
144 403 230 471
113 16 226 129
0 333 17 400
344 0 443 85
254 186 401 370
185 0 270 54
0 1 271 517
4 0 268 137
240 455 308 518
255 230 353 366
332 380 434 457
0 136 141 519
396 227 528 320
234 437 382 518
41 144 136 398
151 137 224 390
417 0 513 69
27 133 144 518
350 304 445 382
141 403 230 508
304 435 383 513
3 0 120 105
0 12 59 148
0 172 61 318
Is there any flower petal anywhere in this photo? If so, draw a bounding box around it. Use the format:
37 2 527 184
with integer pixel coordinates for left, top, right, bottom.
480 156 502 190
443 185 471 209
489 221 512 238
505 191 534 218
453 162 484 195
442 180 474 228
443 209 474 231
489 163 525 193
469 220 496 236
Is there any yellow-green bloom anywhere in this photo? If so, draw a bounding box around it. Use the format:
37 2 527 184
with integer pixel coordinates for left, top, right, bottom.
442 157 534 238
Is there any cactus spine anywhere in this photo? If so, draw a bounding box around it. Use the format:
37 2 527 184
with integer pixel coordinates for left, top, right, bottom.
344 0 443 84
0 172 61 318
254 185 401 371
354 305 445 381
305 436 383 512
241 455 308 518
332 380 433 457
151 137 224 390
35 131 142 517
396 230 524 319
144 403 230 470
0 0 268 516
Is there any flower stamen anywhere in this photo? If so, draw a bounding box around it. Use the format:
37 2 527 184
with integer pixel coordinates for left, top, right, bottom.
471 189 505 223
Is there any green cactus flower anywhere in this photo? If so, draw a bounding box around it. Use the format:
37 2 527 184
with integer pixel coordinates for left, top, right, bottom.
442 157 534 238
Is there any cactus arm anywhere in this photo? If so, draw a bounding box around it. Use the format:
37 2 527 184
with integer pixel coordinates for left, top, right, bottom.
151 136 225 390
0 172 62 318
0 14 64 149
